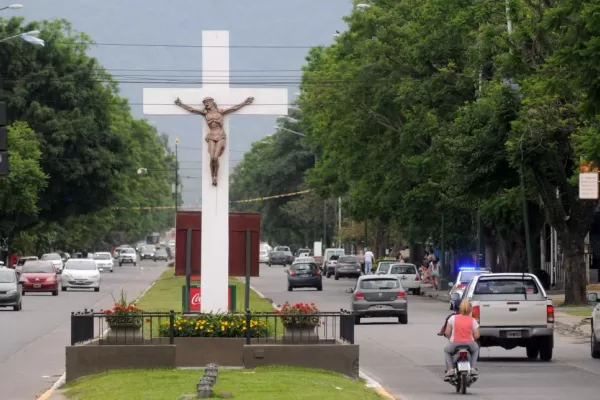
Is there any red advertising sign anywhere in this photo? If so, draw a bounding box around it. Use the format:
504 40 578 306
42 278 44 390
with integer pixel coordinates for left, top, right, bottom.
189 287 232 311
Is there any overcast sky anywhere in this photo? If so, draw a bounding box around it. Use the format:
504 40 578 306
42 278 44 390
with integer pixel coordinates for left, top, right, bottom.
13 0 352 204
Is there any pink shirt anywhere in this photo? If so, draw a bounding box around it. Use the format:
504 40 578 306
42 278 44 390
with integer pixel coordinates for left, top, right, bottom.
448 314 479 343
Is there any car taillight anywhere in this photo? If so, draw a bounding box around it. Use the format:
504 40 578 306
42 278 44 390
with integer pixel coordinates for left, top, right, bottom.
354 292 364 300
289 270 296 276
472 305 480 323
397 291 407 298
415 274 420 281
315 269 321 275
547 305 554 323
457 284 467 289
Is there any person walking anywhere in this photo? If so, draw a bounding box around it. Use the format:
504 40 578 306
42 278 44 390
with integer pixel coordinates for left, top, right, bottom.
364 248 375 275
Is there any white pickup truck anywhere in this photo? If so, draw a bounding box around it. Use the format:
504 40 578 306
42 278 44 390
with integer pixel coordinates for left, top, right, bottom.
462 273 554 361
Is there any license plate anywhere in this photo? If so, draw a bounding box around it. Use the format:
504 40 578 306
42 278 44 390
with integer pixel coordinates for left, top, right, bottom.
299 274 310 277
506 331 522 338
369 305 393 310
457 361 470 372
33 284 41 288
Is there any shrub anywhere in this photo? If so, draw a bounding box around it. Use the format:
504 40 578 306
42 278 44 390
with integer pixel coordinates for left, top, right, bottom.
275 302 321 327
102 290 143 327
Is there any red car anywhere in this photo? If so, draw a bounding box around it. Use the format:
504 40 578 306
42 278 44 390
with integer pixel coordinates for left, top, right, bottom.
20 261 59 296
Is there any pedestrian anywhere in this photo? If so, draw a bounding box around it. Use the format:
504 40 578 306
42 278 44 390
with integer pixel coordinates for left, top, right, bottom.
364 248 375 275
430 257 440 290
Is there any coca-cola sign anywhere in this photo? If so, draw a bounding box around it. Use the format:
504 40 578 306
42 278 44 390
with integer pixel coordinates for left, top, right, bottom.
188 287 232 311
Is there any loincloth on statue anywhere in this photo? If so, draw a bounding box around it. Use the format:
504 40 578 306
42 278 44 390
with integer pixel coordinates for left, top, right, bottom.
205 133 226 143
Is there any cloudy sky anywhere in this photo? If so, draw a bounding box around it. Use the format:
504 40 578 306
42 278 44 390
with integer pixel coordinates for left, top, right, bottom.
12 0 352 204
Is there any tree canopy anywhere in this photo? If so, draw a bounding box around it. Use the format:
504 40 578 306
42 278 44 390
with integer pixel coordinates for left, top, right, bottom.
0 17 175 255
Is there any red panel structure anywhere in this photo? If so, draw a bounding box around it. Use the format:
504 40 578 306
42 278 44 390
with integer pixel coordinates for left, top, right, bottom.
175 211 260 277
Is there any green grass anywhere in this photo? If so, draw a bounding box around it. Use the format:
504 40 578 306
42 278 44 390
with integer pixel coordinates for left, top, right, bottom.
61 367 382 400
135 269 275 312
134 270 282 338
564 309 593 317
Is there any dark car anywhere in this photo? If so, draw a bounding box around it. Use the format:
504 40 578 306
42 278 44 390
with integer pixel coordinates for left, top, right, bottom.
334 255 362 280
140 245 155 260
287 262 322 291
154 248 169 262
0 268 22 311
268 251 289 267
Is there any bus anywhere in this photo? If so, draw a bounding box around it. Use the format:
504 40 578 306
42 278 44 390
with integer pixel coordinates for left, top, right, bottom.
146 233 160 245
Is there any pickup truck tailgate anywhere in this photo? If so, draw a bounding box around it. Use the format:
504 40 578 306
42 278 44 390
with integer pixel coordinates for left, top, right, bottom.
479 300 548 326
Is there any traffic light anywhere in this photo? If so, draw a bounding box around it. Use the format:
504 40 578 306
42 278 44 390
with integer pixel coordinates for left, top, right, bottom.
0 102 8 176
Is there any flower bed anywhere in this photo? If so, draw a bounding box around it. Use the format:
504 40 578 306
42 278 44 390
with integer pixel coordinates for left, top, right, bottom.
102 290 143 328
275 302 321 328
158 313 269 338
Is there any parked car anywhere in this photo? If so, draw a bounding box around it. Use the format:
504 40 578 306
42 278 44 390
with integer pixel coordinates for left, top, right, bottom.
94 252 114 272
589 293 600 358
40 253 64 273
20 261 59 296
118 248 138 267
154 248 169 262
259 250 269 263
0 268 22 311
385 263 421 295
374 259 398 275
332 255 362 280
61 259 101 292
346 275 408 324
268 251 291 267
287 261 322 291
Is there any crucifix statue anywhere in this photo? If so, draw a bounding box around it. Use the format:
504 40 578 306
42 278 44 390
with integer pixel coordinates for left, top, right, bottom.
174 96 254 186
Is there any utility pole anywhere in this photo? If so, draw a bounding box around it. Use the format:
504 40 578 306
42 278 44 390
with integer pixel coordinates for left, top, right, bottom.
338 197 342 247
175 138 179 213
323 199 327 248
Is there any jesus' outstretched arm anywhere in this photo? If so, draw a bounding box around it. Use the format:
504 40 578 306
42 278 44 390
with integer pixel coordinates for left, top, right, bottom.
174 98 207 115
221 97 254 115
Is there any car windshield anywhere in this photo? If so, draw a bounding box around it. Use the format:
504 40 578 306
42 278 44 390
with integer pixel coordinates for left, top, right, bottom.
360 279 400 290
339 256 357 263
474 278 540 295
66 261 97 271
389 264 417 274
157 249 166 254
328 255 340 261
0 270 16 283
459 270 487 283
292 263 317 271
271 252 283 256
122 249 135 254
143 246 155 252
17 257 36 266
94 254 111 260
22 264 54 274
41 254 61 261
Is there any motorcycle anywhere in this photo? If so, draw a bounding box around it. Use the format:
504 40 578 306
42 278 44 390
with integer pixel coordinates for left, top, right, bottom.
437 331 478 394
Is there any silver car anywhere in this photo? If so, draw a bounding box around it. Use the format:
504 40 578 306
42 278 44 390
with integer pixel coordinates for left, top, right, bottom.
346 275 408 325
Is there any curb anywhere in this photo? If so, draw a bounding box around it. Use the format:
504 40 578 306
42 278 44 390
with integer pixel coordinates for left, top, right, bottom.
36 275 160 399
246 279 400 399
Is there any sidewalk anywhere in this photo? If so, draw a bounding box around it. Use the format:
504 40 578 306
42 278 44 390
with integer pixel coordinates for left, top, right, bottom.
419 285 591 336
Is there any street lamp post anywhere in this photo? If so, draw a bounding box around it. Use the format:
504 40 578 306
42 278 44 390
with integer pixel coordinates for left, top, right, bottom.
175 138 179 213
0 4 23 11
0 30 44 46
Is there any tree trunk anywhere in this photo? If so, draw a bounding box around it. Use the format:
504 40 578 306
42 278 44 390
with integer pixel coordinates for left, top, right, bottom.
561 234 587 305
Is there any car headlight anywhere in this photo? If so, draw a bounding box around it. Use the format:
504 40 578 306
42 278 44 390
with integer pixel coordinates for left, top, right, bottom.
62 273 72 279
7 289 17 296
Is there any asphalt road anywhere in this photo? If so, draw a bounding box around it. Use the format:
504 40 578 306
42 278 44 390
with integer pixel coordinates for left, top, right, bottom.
0 259 167 400
251 264 600 400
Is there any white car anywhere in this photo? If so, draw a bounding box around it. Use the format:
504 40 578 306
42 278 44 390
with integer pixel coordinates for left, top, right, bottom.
589 293 600 358
448 268 491 310
40 253 64 273
118 248 137 266
259 250 269 263
385 263 421 295
61 259 101 292
94 252 114 272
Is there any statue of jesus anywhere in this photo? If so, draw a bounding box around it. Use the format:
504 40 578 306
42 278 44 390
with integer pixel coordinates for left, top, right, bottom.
174 96 254 186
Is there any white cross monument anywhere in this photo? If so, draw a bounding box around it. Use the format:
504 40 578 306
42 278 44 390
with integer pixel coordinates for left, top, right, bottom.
143 31 288 312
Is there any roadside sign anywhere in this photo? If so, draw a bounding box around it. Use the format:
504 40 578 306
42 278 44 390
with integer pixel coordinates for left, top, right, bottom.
579 172 599 199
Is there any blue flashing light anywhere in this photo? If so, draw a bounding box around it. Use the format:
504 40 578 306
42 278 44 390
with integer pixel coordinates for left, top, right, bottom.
458 266 477 271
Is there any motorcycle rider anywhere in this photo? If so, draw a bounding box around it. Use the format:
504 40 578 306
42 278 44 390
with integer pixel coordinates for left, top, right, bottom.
442 299 480 380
